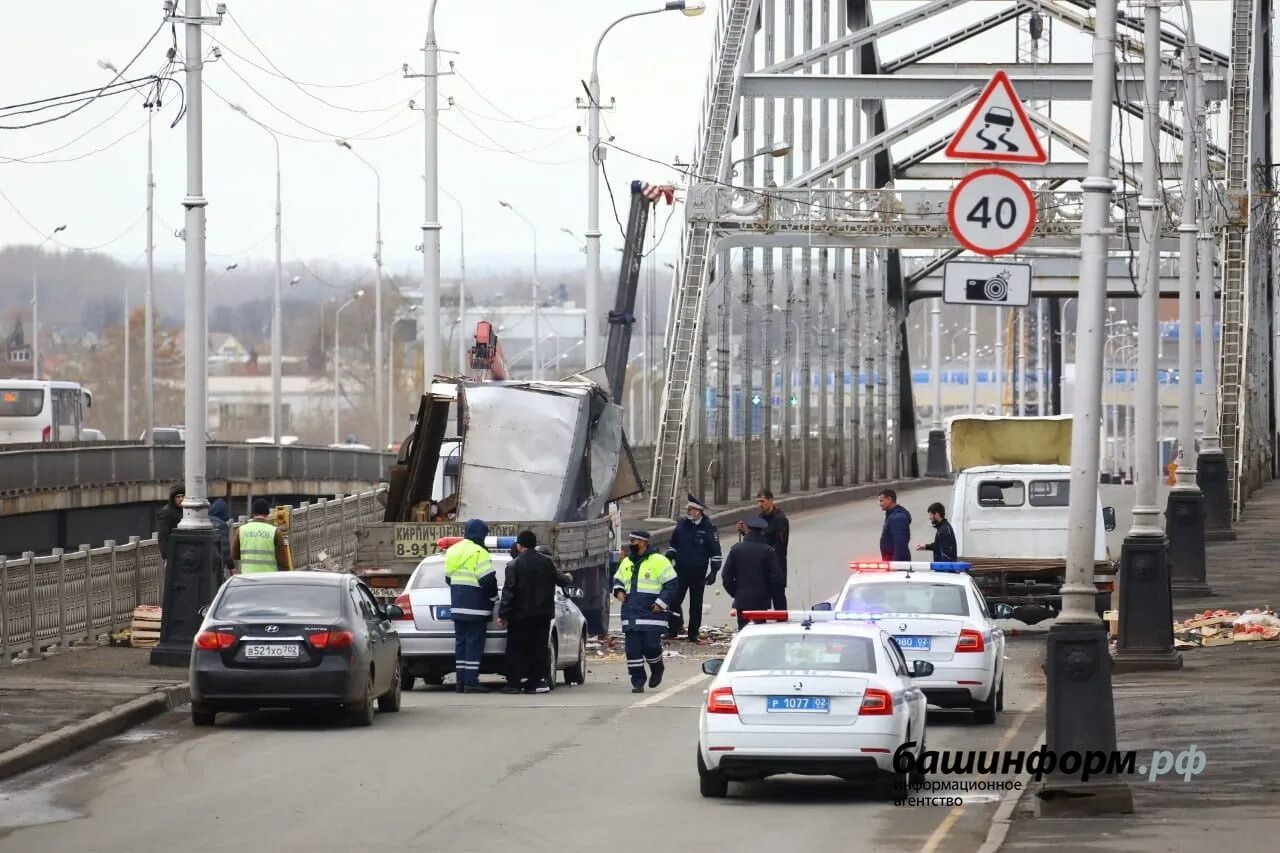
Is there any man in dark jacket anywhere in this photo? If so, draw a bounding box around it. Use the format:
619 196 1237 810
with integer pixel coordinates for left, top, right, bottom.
879 489 912 561
498 531 572 694
722 517 786 631
664 494 722 643
735 489 789 607
916 502 958 563
156 484 184 563
208 498 234 579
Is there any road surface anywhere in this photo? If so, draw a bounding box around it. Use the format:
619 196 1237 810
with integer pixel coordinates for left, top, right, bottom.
0 483 1140 852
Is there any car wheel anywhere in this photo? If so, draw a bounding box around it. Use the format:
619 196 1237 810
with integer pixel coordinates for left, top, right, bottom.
697 747 728 798
877 764 909 800
909 734 927 785
349 672 376 727
564 631 587 685
378 661 403 713
546 632 559 691
995 673 1005 712
191 703 216 727
403 673 417 692
973 679 998 725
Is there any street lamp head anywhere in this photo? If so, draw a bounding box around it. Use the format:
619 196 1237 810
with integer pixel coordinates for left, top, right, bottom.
53 224 67 234
226 263 238 271
498 200 512 209
97 59 119 73
356 289 366 298
668 0 706 15
768 141 793 158
336 139 352 150
289 275 302 285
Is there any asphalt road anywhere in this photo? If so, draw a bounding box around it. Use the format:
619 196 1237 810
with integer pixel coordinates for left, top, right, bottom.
0 483 1144 852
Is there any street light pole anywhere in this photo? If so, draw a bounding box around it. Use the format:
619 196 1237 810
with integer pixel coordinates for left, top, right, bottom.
1038 0 1133 813
30 226 67 381
968 305 978 413
586 2 705 370
1114 0 1181 673
145 103 156 443
151 0 223 669
499 200 540 379
230 104 284 444
1167 20 1211 594
439 188 466 377
336 140 384 450
334 291 364 444
421 0 443 389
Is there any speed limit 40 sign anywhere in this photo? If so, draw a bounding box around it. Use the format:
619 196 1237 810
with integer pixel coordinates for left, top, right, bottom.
946 167 1037 256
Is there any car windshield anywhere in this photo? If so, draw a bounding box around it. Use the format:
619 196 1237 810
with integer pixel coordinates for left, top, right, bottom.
840 581 970 617
726 634 877 674
0 389 44 417
214 582 342 620
411 553 511 590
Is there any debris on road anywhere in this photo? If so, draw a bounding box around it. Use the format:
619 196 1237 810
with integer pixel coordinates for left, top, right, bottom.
1170 608 1280 648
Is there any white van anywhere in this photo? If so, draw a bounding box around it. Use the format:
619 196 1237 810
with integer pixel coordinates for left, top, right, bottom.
0 380 94 444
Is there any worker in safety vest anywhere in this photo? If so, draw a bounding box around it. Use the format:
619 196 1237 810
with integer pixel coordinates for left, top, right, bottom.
231 498 290 574
612 531 678 693
444 519 499 693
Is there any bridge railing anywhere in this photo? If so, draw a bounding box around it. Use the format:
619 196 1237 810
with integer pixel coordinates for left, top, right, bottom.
0 443 393 496
2 537 163 663
230 490 388 570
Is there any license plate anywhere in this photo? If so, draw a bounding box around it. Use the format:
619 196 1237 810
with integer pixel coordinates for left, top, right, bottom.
244 644 300 659
766 695 830 713
894 635 931 650
434 606 452 620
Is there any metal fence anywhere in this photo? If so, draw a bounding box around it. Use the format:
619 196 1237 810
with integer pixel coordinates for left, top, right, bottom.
2 537 163 663
0 443 393 496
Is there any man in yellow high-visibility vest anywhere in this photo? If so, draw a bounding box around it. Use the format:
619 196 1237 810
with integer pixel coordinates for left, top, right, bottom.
232 499 290 574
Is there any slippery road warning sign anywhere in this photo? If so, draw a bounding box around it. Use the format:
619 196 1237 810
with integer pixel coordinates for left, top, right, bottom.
945 71 1047 164
946 168 1037 257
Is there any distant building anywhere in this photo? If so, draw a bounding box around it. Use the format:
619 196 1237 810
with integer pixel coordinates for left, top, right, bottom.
1 318 32 379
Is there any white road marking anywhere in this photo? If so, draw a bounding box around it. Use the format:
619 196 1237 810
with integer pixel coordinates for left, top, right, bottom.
633 673 707 708
918 694 1047 853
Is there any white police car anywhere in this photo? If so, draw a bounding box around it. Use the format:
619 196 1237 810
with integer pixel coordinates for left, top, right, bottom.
832 562 1005 723
696 610 932 799
389 536 589 689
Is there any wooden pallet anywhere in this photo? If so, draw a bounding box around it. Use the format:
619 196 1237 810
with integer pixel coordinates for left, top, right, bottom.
130 605 162 649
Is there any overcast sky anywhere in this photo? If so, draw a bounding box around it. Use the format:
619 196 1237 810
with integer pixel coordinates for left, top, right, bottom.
0 1 1243 281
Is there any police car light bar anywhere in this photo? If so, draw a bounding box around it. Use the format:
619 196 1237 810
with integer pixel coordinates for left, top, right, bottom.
435 536 519 551
847 561 971 574
740 610 839 624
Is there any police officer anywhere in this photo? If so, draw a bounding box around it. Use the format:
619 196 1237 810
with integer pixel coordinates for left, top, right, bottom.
664 494 722 643
612 531 678 693
722 516 785 631
445 519 498 694
231 498 290 574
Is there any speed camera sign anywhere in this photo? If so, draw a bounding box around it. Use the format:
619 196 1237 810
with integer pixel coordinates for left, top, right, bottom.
946 167 1037 256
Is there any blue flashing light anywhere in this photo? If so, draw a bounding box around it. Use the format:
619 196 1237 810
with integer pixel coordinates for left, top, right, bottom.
928 562 972 573
484 536 518 550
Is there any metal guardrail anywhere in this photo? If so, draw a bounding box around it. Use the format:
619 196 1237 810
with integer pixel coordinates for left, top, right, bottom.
0 443 393 496
2 537 163 663
3 489 388 662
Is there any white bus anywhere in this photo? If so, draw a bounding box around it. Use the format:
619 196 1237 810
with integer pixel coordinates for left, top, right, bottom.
0 380 94 444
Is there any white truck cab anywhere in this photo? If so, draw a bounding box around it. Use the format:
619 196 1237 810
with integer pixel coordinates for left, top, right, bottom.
945 416 1117 621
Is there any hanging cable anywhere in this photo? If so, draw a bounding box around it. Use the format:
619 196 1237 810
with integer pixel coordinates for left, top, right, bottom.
450 69 575 130
0 186 146 250
220 13 404 89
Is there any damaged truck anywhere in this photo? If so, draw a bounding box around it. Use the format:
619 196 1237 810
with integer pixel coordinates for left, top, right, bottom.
352 373 643 638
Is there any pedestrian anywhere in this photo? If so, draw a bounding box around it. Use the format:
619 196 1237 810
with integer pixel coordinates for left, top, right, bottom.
156 484 183 565
497 531 572 695
612 531 678 694
735 489 789 608
208 498 235 580
722 516 786 631
231 498 290 574
664 494 722 643
878 488 912 561
915 502 958 563
445 519 499 694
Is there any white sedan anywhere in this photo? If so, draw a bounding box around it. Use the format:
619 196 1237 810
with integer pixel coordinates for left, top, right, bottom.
697 612 931 799
833 562 1006 723
390 549 588 690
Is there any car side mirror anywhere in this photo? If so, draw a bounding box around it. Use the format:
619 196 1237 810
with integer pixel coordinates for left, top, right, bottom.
1102 506 1117 532
811 601 833 611
911 660 935 678
701 659 724 676
384 604 404 620
198 605 210 617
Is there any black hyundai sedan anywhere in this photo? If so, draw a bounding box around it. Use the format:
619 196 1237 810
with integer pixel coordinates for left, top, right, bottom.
189 572 403 727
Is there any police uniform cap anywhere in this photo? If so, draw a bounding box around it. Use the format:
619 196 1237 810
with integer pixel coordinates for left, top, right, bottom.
686 494 708 512
628 530 651 542
744 516 769 530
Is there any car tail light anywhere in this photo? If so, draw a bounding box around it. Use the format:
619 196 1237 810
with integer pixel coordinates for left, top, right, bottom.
706 686 738 714
392 593 413 621
956 628 986 653
41 425 51 443
195 630 236 650
307 630 355 649
859 688 893 716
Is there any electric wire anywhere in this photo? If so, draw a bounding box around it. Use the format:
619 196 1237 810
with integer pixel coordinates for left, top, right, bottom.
451 69 574 130
449 106 577 159
207 29 402 90
203 76 418 143
0 185 147 250
438 120 576 166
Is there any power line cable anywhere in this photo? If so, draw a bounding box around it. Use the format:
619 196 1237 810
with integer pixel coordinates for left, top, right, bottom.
438 119 576 166
0 186 147 250
218 13 404 89
451 69 575 130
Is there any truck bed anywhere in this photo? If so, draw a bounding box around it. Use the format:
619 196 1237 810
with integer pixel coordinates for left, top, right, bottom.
962 556 1116 575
